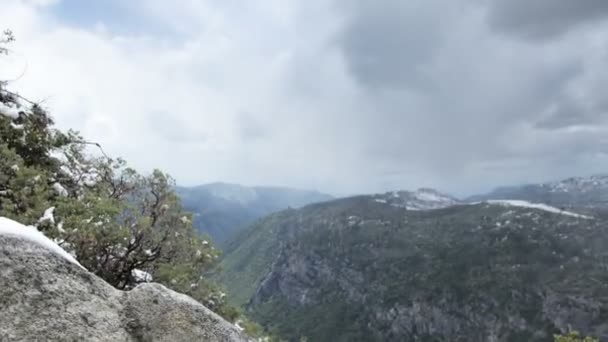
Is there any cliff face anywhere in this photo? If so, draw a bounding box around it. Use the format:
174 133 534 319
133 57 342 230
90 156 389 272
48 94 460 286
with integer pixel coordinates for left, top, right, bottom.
0 234 247 342
221 197 608 341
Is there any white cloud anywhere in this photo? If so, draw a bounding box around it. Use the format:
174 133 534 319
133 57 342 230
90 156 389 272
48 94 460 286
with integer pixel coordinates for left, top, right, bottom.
2 0 608 196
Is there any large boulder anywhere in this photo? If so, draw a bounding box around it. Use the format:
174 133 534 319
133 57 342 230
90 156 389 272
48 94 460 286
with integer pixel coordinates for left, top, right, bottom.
0 230 247 341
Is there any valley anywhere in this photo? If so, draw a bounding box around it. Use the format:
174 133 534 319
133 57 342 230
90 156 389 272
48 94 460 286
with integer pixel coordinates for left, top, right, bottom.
212 176 608 341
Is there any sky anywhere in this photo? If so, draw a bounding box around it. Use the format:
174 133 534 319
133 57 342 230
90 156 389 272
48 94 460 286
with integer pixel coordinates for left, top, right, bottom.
2 0 608 197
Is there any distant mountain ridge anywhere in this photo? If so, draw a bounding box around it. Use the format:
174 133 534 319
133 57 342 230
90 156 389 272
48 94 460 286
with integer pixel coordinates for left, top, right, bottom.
216 174 608 341
219 195 608 341
178 175 608 248
176 183 333 247
468 174 608 215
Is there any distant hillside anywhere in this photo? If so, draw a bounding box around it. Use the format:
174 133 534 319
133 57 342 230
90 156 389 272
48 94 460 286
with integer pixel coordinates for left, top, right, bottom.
468 174 608 212
219 192 608 341
176 183 333 247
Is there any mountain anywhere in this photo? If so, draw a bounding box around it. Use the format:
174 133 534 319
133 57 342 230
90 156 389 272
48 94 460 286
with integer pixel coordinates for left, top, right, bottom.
372 188 461 210
176 183 333 247
219 192 608 341
469 174 608 212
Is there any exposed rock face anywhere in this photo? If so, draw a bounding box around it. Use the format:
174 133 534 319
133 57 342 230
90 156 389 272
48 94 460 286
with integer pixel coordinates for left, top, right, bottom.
0 235 247 342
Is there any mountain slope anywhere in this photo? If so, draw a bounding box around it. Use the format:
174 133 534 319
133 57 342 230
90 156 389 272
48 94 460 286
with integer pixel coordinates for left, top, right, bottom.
220 195 608 341
469 175 608 212
176 183 332 247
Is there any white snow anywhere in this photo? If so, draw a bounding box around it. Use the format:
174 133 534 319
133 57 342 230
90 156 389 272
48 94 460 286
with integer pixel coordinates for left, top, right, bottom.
234 320 245 332
374 198 387 204
415 189 445 202
484 200 593 219
39 207 55 224
10 122 23 130
132 269 153 282
49 149 68 163
0 101 21 119
52 182 69 197
0 216 84 268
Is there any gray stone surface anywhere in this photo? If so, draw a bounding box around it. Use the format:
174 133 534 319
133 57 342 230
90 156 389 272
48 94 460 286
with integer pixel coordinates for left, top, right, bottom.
0 235 247 342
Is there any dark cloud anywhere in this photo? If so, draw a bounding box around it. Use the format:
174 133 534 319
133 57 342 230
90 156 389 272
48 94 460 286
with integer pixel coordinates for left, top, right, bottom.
335 0 457 89
324 0 608 193
486 0 608 41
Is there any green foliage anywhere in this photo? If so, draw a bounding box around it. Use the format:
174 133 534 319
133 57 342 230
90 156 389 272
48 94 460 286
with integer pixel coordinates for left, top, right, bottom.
554 332 599 342
0 44 242 325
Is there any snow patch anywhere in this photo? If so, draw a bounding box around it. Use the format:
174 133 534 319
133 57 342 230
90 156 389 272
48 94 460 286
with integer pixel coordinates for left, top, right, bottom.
10 122 23 130
52 182 69 197
483 200 593 219
57 222 65 233
39 207 55 224
132 269 153 282
0 217 84 268
0 101 21 118
414 189 446 202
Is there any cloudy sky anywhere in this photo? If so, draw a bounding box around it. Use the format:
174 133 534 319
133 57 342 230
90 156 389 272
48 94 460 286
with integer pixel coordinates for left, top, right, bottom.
2 0 608 196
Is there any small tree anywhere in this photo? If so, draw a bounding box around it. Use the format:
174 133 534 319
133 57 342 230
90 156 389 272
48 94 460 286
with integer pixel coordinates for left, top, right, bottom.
554 331 599 342
0 31 237 322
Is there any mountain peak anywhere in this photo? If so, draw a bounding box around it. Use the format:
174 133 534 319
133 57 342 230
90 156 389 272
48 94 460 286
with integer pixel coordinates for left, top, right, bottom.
540 174 608 193
374 188 460 210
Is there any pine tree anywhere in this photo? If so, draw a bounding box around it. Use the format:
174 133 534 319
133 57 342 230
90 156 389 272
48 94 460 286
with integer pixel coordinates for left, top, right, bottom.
0 31 237 322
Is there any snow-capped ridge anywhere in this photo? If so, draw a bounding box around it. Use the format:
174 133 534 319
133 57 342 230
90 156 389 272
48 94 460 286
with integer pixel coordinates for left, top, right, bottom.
541 174 608 194
374 188 461 210
481 200 593 219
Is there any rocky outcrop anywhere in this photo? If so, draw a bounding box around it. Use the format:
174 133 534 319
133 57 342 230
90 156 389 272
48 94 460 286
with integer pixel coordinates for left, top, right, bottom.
0 234 247 342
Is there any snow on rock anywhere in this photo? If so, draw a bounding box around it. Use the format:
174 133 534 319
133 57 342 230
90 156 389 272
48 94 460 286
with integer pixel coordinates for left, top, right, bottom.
0 236 248 341
0 216 83 268
132 269 153 282
234 320 245 332
484 200 593 219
